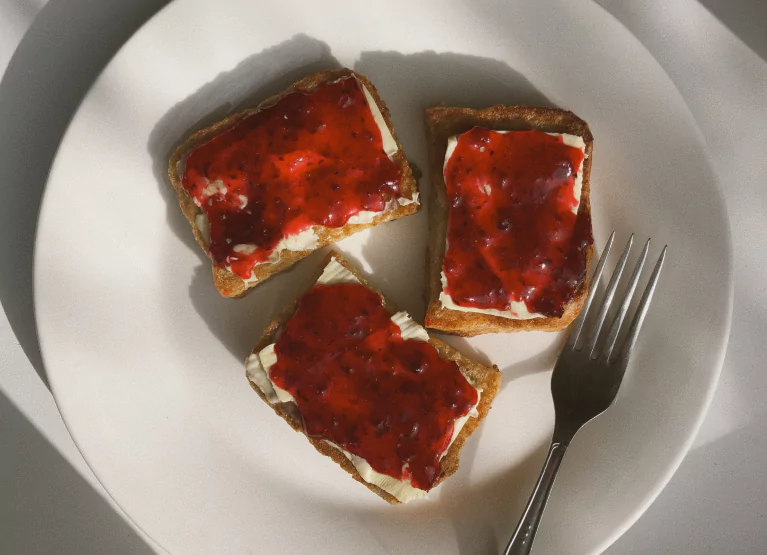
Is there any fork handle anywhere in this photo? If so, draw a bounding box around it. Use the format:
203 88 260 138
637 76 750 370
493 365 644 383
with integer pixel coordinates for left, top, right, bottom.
502 441 568 555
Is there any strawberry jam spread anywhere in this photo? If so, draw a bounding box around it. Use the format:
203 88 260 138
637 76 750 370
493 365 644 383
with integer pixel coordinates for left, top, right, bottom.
440 128 592 318
181 76 402 280
268 282 478 491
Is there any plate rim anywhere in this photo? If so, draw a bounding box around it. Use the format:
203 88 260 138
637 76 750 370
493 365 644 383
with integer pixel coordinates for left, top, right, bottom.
33 1 735 553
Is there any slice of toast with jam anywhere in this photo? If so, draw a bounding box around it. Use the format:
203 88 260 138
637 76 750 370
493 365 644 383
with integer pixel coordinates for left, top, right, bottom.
423 106 595 336
245 250 501 504
168 69 419 298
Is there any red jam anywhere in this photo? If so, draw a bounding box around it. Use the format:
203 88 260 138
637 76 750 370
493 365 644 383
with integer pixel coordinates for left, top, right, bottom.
439 128 592 318
268 281 478 491
181 76 402 279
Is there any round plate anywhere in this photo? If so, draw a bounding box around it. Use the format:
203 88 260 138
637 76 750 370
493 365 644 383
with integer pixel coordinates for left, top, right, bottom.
35 0 732 553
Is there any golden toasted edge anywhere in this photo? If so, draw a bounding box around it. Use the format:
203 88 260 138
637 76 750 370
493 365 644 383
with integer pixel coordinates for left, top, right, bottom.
423 105 595 336
167 69 419 299
247 250 501 504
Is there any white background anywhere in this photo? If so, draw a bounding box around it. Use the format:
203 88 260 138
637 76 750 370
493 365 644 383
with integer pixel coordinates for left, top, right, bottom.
1 0 765 553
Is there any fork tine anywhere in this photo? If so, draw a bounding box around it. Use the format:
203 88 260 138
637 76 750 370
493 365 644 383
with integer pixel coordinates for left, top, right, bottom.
603 239 650 361
585 235 634 357
568 231 615 350
618 246 667 362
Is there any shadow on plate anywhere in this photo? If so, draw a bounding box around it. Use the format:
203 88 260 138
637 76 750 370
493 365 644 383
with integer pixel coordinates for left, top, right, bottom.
434 330 566 388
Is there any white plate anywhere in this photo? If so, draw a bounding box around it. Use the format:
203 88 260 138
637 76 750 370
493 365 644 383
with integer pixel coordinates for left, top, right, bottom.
35 0 732 553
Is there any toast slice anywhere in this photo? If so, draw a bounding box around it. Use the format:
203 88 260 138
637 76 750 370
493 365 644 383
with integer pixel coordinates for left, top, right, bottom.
245 250 501 504
168 69 419 298
424 106 595 336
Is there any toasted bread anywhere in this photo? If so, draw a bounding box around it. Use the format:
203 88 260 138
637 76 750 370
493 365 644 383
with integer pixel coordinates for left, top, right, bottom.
168 69 419 298
246 250 501 504
423 106 594 336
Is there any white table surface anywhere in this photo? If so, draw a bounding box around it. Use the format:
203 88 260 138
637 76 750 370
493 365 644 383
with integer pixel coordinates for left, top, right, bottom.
1 0 765 553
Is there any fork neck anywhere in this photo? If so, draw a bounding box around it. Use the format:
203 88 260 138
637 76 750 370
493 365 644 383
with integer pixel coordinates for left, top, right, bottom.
552 420 578 447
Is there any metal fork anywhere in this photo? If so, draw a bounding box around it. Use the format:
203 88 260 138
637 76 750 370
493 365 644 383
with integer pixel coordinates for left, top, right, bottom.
502 232 667 555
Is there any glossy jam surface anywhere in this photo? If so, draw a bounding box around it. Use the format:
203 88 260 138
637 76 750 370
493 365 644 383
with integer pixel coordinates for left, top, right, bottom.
440 128 592 318
268 282 478 491
181 76 402 279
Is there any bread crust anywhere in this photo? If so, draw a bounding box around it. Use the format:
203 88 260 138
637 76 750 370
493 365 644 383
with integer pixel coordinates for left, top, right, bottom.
168 69 419 298
247 250 501 504
423 106 595 336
